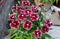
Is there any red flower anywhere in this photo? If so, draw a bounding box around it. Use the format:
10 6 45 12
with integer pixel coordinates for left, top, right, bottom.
45 20 53 27
10 20 20 29
42 26 50 33
31 6 39 13
9 13 16 21
19 10 25 13
23 20 32 30
30 13 39 21
39 3 44 8
18 13 26 20
33 30 42 38
12 6 16 10
24 9 33 16
22 1 30 6
22 0 28 1
16 6 23 12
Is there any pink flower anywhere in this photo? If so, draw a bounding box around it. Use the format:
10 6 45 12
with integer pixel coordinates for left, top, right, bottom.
31 6 39 13
42 26 50 33
33 30 42 38
18 13 26 20
16 6 23 12
10 20 20 29
24 9 33 16
30 13 39 21
12 6 16 10
45 20 53 27
39 3 44 8
19 10 25 13
9 13 16 21
23 20 32 30
22 1 30 6
22 0 28 1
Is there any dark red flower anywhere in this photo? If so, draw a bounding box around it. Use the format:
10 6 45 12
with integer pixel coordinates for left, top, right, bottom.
33 30 42 38
18 9 24 14
12 6 16 10
22 0 28 1
45 20 53 27
16 6 23 12
30 13 39 21
18 13 26 20
42 26 50 33
22 1 30 6
24 9 33 16
9 13 16 21
10 20 20 28
31 6 39 13
23 20 32 30
39 3 44 8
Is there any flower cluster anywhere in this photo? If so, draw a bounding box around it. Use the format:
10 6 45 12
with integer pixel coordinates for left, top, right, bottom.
9 0 52 39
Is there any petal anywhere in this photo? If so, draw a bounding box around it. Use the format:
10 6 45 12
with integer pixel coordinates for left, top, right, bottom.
10 20 20 29
16 6 23 12
24 9 33 16
18 13 26 20
33 30 42 38
23 20 32 30
12 6 16 10
30 13 39 21
22 1 30 6
9 13 16 21
42 26 50 33
31 6 39 13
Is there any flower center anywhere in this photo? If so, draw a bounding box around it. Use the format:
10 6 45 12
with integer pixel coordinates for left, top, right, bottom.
14 23 17 26
32 15 36 18
27 24 29 26
25 2 27 5
27 11 29 13
12 16 15 18
37 32 39 35
22 14 24 16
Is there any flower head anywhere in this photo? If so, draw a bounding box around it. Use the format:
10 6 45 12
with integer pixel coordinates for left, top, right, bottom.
18 9 25 13
22 1 30 6
45 20 53 27
22 0 28 1
42 26 49 33
39 3 44 8
18 13 26 21
9 13 16 21
33 30 42 38
10 20 20 29
12 6 16 10
31 6 39 13
23 20 32 30
30 13 39 21
24 9 33 16
16 6 23 12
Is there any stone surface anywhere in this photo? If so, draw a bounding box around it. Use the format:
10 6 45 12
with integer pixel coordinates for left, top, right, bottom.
48 26 60 39
0 0 5 11
51 6 60 25
0 0 14 39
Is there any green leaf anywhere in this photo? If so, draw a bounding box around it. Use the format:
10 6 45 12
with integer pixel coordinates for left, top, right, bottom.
19 33 23 39
43 34 52 39
49 0 53 3
45 0 49 4
56 0 58 4
18 1 20 5
42 0 45 3
37 0 41 2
